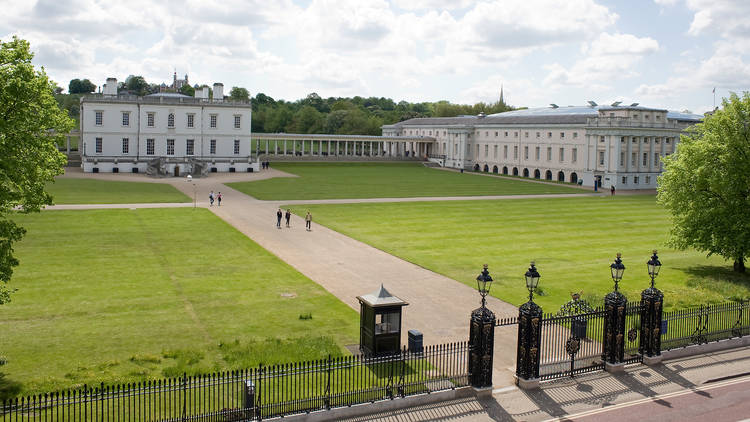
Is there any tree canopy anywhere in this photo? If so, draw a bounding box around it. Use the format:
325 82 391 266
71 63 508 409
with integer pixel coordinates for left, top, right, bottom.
0 37 73 302
67 78 96 94
657 92 750 273
125 75 149 96
229 86 249 102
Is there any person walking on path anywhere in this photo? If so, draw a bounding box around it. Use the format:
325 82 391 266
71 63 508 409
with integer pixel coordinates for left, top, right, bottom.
217 192 222 206
611 185 616 196
209 190 215 206
305 211 312 231
285 209 291 228
276 209 283 229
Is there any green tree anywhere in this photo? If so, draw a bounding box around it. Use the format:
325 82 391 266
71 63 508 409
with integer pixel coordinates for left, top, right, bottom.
179 84 195 97
229 87 249 102
68 78 95 94
657 92 750 273
125 75 149 95
0 37 73 302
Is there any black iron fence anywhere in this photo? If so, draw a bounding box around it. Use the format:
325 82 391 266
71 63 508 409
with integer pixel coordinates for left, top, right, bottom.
538 307 607 380
661 300 750 351
1 342 470 421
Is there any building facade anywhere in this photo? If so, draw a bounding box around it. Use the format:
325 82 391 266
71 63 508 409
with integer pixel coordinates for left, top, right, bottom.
80 79 256 175
382 105 702 189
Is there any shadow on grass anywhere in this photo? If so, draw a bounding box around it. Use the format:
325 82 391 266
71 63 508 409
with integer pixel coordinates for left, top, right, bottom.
682 264 750 301
0 373 23 401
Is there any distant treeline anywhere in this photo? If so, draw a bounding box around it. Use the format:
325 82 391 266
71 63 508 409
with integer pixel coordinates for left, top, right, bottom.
54 75 515 135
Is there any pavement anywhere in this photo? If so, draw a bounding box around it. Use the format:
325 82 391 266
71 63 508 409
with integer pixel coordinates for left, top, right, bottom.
337 347 750 421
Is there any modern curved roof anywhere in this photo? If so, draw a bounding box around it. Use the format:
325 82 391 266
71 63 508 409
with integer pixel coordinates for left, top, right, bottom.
388 105 703 127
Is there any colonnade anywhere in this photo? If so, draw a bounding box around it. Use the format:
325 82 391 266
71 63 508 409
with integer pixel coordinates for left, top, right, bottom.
250 134 434 159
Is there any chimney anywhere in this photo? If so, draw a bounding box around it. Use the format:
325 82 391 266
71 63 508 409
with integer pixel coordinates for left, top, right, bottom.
213 83 224 102
203 86 210 101
103 77 118 96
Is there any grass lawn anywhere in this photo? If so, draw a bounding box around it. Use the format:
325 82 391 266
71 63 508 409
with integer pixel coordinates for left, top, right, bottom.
46 178 190 204
288 196 750 312
1 208 358 396
227 162 583 200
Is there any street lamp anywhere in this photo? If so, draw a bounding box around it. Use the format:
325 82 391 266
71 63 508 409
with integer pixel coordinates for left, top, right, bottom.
186 174 196 209
647 250 661 288
476 264 493 308
610 253 625 291
524 261 540 302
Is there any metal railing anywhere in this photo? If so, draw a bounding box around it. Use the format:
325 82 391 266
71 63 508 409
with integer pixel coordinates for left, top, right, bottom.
1 342 470 421
661 300 750 351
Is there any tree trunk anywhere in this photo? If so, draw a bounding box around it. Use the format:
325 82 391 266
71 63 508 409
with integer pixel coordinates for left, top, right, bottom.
734 258 746 273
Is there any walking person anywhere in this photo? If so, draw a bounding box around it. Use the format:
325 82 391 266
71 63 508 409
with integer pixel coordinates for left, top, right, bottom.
209 190 215 207
285 209 291 228
276 209 283 229
217 192 222 206
610 185 616 196
305 211 312 231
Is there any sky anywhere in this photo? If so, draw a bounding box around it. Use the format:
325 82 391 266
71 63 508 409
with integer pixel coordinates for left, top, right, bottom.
2 0 749 114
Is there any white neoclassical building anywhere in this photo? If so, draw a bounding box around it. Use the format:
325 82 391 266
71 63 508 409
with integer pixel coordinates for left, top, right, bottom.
80 78 256 175
382 104 702 189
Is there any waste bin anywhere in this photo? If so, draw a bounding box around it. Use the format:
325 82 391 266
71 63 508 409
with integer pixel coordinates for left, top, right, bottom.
408 329 423 354
571 317 588 339
243 380 256 418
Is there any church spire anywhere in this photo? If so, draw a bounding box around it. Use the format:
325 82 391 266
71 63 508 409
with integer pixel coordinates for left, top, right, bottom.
499 84 504 104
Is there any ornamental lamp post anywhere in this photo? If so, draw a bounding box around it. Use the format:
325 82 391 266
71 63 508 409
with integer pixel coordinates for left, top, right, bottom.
610 252 625 291
524 261 540 302
476 264 493 308
647 250 661 288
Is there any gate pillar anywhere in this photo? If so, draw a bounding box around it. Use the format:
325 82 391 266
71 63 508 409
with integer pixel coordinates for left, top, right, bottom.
640 251 664 365
603 254 627 372
516 299 542 389
469 265 495 392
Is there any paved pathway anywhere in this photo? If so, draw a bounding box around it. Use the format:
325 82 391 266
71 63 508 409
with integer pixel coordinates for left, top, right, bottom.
49 168 635 386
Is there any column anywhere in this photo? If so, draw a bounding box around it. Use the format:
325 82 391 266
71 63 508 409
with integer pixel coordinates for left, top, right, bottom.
345 141 348 156
516 295 542 389
603 255 627 372
640 253 664 365
369 141 373 156
265 140 269 155
327 140 330 156
283 140 287 155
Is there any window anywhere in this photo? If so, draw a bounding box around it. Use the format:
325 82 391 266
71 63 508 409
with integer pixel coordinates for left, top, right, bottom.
167 113 175 128
122 112 129 126
535 146 540 160
643 152 648 166
233 139 240 155
622 176 627 184
656 115 661 120
525 132 529 138
513 145 518 159
631 152 636 166
503 145 508 159
654 153 660 166
536 132 540 138
95 137 102 153
146 139 155 155
655 138 660 144
599 151 605 166
514 132 518 138
633 114 638 119
573 132 578 139
621 137 626 143
644 115 649 120
485 131 489 137
187 114 194 128
600 136 605 143
95 111 103 126
524 146 529 160
666 138 671 144
122 138 129 154
234 115 241 129
485 144 489 157
147 112 155 127
454 144 458 155
548 132 552 138
572 148 577 163
547 147 552 161
210 114 217 128
644 138 649 144
475 144 479 157
632 138 637 143
504 131 508 137
167 139 174 155
620 152 625 166
493 145 498 158
634 176 639 184
186 139 194 156
646 175 651 184
559 147 564 162
210 139 216 155
560 132 565 139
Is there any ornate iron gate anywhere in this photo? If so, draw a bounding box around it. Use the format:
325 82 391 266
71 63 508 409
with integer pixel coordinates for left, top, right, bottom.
539 308 607 380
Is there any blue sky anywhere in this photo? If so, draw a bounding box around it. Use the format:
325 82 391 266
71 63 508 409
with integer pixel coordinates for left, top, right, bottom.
2 0 748 114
